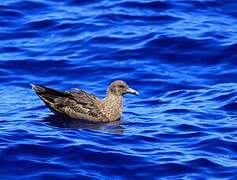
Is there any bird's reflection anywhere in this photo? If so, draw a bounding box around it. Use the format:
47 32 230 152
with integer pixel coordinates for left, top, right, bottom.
43 114 124 134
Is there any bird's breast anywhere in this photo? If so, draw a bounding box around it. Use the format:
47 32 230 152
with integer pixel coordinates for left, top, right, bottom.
101 95 123 121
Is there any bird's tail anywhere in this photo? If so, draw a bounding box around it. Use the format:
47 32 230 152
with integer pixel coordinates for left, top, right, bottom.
31 83 68 106
31 84 46 94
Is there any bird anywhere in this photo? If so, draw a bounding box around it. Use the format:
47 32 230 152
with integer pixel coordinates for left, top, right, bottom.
31 80 138 122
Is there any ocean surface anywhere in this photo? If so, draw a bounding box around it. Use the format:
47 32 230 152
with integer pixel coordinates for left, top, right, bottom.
0 0 237 179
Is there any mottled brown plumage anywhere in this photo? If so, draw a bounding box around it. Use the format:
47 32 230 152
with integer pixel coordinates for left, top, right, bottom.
31 80 138 122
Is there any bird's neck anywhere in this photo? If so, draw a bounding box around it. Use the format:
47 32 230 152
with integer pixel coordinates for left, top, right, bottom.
102 93 123 121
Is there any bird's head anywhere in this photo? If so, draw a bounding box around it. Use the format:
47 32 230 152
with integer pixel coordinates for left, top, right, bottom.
108 80 139 96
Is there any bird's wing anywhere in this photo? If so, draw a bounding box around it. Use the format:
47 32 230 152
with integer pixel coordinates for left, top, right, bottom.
32 84 103 120
69 88 100 102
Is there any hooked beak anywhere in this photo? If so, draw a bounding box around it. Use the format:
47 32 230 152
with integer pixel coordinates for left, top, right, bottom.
127 87 139 95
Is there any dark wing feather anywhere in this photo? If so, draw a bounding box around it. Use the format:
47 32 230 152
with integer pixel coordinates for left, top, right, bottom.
66 89 102 118
68 88 100 102
32 84 103 120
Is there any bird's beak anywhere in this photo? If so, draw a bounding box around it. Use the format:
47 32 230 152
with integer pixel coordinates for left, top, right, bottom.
127 87 139 95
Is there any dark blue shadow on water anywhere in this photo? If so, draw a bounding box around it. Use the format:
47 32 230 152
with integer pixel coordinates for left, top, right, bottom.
43 114 124 134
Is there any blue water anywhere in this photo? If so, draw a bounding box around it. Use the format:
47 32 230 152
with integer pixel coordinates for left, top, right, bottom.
1 0 237 179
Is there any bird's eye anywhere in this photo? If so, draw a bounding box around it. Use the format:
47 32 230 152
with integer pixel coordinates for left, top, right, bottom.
119 85 125 88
